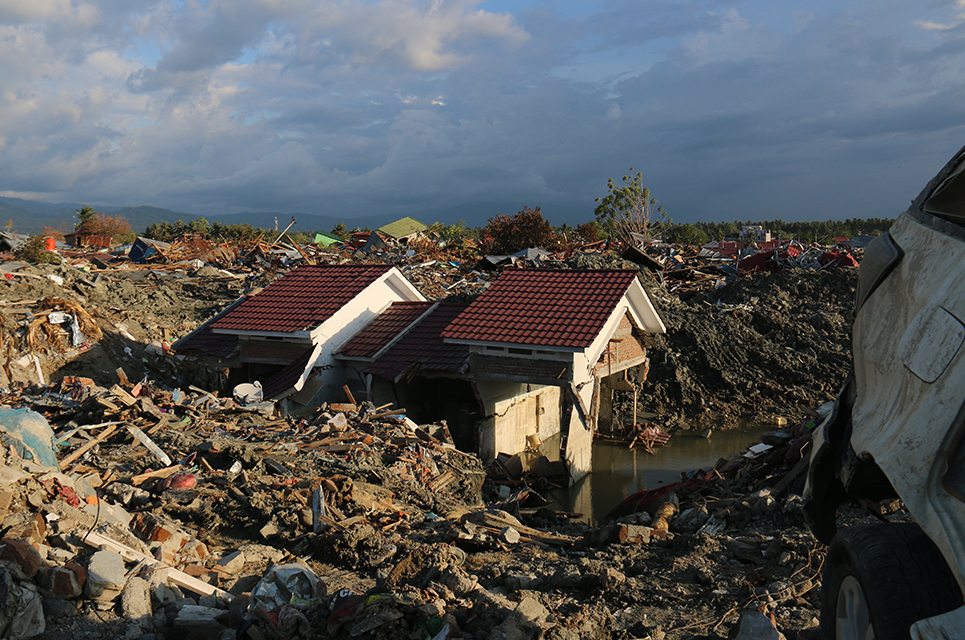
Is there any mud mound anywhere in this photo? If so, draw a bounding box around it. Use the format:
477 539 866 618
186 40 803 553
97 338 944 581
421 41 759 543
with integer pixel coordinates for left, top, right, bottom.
637 268 857 428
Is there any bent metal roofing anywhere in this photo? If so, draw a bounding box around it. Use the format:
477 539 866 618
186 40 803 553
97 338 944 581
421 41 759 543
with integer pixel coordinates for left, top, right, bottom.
440 269 640 349
211 264 393 333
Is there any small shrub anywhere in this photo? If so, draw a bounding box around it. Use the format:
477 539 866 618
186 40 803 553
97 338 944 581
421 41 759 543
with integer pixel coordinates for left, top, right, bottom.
15 235 60 264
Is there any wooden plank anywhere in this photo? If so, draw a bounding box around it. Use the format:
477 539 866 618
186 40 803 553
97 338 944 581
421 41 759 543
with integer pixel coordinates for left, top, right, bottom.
146 416 170 436
82 532 232 601
131 464 182 487
342 385 357 405
59 423 120 470
110 384 137 407
95 397 121 412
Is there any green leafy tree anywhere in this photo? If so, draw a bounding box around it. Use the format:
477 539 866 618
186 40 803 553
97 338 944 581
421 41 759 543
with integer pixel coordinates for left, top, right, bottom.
331 223 348 240
666 223 709 246
594 168 669 241
576 222 602 243
187 218 212 237
76 205 96 227
79 213 136 244
436 222 470 248
145 221 175 241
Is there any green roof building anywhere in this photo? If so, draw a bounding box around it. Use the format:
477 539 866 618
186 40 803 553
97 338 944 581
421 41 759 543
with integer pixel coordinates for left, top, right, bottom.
377 217 428 240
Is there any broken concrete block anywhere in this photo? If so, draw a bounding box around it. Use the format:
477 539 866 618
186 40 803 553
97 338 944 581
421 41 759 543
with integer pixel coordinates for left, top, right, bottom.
489 596 551 640
500 526 520 544
46 546 74 564
172 604 229 628
37 564 83 598
216 550 246 575
438 565 479 596
86 549 127 602
152 582 184 607
121 577 153 620
132 513 187 553
181 539 210 561
733 608 786 640
603 567 626 587
625 525 652 544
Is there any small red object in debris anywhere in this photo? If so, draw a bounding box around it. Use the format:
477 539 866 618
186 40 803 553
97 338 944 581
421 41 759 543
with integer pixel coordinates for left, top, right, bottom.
156 473 197 492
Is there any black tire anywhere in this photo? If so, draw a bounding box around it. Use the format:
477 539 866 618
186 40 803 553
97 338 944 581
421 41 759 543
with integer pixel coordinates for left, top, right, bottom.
820 522 963 640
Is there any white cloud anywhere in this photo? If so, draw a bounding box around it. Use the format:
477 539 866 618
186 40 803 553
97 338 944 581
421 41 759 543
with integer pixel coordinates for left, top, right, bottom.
1 0 964 227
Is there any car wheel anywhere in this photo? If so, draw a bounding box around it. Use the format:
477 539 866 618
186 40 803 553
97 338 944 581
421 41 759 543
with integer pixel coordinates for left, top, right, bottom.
821 523 963 640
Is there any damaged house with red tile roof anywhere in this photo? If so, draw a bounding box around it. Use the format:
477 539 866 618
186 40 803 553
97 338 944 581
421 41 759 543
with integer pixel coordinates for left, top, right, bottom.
175 266 665 482
334 268 665 482
437 269 665 480
173 264 426 410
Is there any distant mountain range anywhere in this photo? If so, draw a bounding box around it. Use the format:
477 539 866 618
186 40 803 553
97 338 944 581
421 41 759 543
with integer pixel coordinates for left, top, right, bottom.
0 197 406 236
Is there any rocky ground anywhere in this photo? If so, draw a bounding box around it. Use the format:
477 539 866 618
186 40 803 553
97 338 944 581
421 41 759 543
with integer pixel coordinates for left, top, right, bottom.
0 251 872 640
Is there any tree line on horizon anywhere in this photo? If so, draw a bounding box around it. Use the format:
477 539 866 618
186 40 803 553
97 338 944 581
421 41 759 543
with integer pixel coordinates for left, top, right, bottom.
18 171 896 262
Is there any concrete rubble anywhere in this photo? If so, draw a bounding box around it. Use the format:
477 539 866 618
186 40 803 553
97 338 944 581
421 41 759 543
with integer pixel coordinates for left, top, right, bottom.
0 230 878 639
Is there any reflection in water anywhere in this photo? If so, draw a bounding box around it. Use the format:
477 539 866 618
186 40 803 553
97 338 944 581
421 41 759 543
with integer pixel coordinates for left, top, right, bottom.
552 427 773 524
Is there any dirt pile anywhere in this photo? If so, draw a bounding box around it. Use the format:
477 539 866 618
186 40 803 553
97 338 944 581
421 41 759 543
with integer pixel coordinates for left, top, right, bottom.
639 268 856 429
560 251 858 430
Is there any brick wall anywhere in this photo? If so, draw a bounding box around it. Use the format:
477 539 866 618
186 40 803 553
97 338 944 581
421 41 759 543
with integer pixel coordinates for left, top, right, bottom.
593 313 648 375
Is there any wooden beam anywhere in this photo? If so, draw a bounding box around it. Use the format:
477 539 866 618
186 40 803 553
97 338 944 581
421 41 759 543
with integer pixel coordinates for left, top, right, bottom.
60 424 120 470
82 532 233 601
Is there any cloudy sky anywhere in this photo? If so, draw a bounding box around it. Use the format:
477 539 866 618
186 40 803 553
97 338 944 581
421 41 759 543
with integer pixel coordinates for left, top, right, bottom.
2 0 965 226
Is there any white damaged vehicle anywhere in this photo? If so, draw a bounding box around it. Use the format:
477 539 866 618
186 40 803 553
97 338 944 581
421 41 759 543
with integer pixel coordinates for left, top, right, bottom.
804 146 965 640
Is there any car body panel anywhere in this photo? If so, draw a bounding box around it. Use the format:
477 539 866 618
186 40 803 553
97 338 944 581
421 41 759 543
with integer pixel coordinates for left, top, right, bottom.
849 210 965 592
805 146 965 638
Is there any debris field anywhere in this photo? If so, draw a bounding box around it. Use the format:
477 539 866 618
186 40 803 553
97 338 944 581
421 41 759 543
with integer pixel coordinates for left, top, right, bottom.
0 234 875 640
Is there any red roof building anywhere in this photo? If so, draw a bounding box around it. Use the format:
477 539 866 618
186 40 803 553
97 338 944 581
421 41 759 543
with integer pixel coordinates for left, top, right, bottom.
363 303 470 382
212 264 396 333
441 269 663 350
176 263 426 405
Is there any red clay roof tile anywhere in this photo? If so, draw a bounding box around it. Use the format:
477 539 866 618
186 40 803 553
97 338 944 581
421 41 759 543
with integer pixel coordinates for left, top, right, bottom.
336 301 433 358
365 304 470 381
212 264 393 333
440 269 638 349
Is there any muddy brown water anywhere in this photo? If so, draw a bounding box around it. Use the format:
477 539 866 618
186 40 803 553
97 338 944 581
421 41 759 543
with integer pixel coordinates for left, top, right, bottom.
552 426 773 524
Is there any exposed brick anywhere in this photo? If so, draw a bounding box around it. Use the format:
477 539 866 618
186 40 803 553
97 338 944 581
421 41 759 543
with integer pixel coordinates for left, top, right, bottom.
0 536 42 579
38 565 83 598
